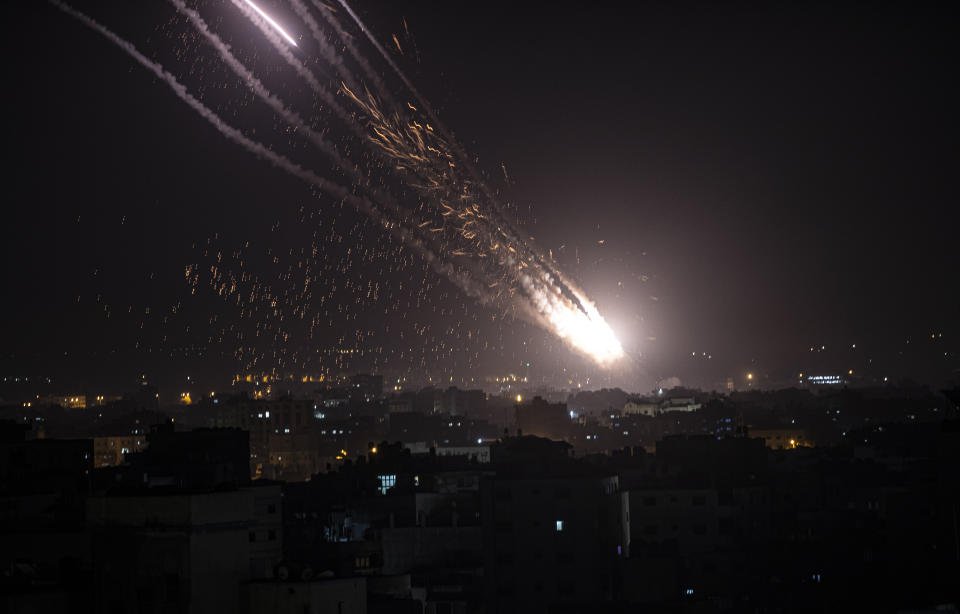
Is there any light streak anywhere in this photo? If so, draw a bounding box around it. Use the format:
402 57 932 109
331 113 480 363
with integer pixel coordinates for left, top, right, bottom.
230 0 358 138
342 84 625 366
242 0 298 47
55 0 628 370
48 0 497 315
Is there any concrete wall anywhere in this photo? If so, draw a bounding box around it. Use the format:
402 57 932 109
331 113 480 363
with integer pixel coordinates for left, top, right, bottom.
381 526 482 575
246 578 367 614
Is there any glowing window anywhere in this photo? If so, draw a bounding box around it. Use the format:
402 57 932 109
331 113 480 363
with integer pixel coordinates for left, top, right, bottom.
378 474 396 495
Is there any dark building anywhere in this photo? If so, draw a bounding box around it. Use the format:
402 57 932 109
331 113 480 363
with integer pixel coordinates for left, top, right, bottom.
350 374 384 401
0 426 93 520
514 396 572 441
481 436 628 613
215 396 320 479
4 387 959 613
123 424 251 489
0 421 94 612
87 484 282 614
437 387 487 416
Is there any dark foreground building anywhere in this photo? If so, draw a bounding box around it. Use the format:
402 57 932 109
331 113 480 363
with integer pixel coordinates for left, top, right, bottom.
481 437 628 613
2 385 959 613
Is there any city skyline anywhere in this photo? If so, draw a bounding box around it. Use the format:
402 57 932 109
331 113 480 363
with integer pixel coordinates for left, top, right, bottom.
2 2 958 611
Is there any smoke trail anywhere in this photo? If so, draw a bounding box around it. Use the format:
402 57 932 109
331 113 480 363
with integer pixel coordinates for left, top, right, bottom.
168 0 499 305
288 0 361 95
49 0 496 311
341 82 624 364
170 1 347 166
334 1 510 207
333 0 580 314
335 0 498 206
309 0 391 102
183 1 508 310
226 0 363 138
335 0 441 140
168 0 403 214
227 0 464 219
48 1 345 199
53 0 625 366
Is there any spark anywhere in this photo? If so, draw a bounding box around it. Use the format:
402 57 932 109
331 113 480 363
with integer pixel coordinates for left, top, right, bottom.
243 0 298 47
343 84 625 366
55 0 629 374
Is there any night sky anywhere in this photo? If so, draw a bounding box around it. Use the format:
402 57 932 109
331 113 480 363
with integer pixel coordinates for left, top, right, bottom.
4 0 958 398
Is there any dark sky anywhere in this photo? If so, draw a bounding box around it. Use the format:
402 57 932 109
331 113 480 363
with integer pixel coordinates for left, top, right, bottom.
3 0 958 397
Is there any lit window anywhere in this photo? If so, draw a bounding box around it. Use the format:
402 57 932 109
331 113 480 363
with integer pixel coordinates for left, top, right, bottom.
555 520 564 532
378 474 396 495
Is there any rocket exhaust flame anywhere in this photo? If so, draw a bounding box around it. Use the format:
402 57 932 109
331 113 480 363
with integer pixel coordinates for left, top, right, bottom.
341 84 626 366
52 0 628 369
241 0 298 47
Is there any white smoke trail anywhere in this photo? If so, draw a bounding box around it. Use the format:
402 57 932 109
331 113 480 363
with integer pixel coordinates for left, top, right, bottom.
169 0 348 168
339 70 625 365
53 0 624 367
168 0 498 301
227 0 361 137
335 0 498 204
168 0 403 216
334 0 439 137
333 0 563 300
48 0 347 201
288 0 361 95
309 0 391 102
49 0 496 310
332 1 512 203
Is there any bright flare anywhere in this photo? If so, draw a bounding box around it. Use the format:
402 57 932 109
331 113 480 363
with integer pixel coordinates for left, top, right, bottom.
544 292 625 366
243 0 298 47
523 273 624 366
